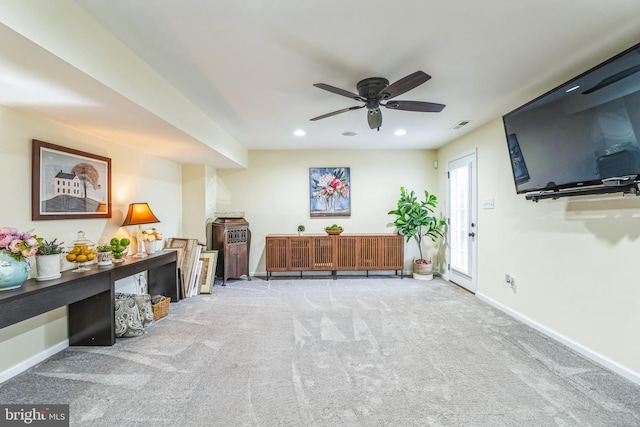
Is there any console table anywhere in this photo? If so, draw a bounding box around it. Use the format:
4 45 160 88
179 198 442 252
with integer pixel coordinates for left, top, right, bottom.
266 234 404 279
0 250 178 346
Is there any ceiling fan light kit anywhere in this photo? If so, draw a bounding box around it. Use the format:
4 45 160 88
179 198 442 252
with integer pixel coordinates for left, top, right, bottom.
311 71 445 131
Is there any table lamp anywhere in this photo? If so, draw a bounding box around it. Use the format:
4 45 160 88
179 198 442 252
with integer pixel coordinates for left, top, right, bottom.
121 202 160 258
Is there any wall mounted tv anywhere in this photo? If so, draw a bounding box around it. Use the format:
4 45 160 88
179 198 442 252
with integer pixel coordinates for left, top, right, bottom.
503 42 640 199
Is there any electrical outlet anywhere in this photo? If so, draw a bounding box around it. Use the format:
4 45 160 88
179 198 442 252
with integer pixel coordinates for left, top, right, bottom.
505 274 516 291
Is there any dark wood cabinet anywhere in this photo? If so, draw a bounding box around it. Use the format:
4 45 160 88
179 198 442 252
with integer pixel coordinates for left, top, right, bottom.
0 251 178 346
266 234 403 279
211 217 251 285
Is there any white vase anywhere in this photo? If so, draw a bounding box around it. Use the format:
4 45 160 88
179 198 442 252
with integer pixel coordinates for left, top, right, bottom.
96 251 113 267
35 254 62 281
144 240 159 255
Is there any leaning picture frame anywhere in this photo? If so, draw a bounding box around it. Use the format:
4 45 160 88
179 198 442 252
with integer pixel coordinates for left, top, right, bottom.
199 250 218 294
32 139 112 220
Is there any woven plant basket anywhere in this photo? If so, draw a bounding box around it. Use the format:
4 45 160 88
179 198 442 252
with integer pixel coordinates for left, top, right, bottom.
412 260 433 276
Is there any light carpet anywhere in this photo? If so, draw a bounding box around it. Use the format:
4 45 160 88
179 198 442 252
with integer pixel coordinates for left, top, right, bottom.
1 277 639 426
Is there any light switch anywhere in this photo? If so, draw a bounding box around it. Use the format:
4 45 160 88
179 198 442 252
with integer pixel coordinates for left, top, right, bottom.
483 198 494 209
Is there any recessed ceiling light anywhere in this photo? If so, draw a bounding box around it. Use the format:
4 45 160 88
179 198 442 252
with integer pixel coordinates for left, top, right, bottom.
342 131 357 136
566 85 580 93
394 129 407 136
294 129 306 136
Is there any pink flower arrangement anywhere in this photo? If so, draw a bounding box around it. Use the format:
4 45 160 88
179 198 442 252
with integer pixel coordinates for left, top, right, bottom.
0 227 43 261
141 228 163 242
312 170 349 199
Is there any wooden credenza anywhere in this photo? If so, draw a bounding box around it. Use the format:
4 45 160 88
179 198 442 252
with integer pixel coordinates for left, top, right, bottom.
266 234 404 279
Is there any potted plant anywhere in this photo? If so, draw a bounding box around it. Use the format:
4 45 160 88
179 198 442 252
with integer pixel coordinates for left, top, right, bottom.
388 187 446 280
96 245 113 267
297 225 305 236
35 238 64 281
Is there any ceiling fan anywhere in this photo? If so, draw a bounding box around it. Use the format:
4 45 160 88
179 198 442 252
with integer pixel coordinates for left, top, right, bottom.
310 71 445 131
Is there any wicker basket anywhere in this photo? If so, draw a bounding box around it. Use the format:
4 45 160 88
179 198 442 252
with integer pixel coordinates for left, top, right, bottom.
152 296 170 321
412 260 433 275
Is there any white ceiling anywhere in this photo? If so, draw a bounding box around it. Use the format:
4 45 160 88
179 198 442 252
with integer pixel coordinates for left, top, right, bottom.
1 1 640 167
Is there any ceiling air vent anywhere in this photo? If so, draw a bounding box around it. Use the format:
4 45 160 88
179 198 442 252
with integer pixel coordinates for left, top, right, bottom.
452 120 471 130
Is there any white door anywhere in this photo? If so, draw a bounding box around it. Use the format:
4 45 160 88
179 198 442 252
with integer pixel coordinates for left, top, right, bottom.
446 150 477 293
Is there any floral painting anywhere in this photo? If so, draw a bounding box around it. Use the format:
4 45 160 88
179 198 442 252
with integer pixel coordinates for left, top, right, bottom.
309 167 351 217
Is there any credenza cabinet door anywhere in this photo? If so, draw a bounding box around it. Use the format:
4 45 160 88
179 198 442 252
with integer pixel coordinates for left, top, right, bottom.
381 235 403 270
265 236 312 271
336 236 357 270
290 237 312 270
266 237 288 271
358 236 380 270
311 236 333 270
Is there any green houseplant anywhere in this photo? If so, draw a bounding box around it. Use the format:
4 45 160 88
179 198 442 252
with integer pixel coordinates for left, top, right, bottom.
35 238 64 281
96 245 113 267
388 187 446 278
36 239 64 256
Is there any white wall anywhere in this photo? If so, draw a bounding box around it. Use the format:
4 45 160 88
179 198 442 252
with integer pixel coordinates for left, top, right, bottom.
216 149 440 274
0 105 183 379
437 118 640 379
182 164 217 243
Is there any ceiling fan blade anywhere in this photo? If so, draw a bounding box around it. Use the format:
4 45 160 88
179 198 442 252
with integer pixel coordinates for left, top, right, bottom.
380 71 431 100
368 109 382 129
313 83 364 101
310 105 364 121
384 100 445 113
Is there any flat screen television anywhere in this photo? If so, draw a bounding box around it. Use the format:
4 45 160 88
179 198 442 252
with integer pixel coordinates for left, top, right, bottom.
502 42 640 195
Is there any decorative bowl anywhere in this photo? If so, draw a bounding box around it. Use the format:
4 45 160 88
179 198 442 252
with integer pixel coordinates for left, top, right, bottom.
325 229 343 235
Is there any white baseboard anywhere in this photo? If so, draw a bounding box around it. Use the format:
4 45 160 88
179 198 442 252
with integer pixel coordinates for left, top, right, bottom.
476 292 640 386
0 340 68 384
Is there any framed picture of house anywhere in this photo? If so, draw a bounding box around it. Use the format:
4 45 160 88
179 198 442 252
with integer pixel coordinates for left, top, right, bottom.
309 167 351 217
32 139 111 220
